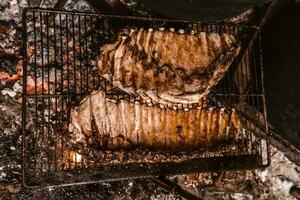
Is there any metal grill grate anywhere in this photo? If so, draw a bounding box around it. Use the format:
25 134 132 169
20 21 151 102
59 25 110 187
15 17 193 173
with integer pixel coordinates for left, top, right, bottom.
22 8 269 188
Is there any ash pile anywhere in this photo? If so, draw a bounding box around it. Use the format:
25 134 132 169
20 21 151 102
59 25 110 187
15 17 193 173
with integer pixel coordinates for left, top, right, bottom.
0 0 299 200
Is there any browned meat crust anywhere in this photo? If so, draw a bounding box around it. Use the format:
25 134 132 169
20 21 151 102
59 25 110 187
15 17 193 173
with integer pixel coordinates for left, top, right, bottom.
97 28 240 105
69 90 243 151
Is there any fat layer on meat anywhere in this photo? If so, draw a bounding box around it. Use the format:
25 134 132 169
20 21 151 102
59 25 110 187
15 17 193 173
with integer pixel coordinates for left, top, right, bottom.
97 28 241 105
69 90 242 151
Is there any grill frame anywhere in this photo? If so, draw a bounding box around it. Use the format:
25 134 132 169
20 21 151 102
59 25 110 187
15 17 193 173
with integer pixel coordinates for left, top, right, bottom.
21 8 270 188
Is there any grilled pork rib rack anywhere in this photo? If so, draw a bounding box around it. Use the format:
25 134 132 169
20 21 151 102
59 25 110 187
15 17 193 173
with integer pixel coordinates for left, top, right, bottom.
69 90 243 150
97 28 241 104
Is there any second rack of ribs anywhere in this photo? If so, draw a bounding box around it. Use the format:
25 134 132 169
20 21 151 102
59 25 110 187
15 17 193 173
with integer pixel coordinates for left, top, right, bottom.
69 90 242 151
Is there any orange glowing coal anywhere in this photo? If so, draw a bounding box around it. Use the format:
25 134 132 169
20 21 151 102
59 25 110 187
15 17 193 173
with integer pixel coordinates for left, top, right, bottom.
72 151 82 163
26 78 49 94
0 64 22 83
60 150 86 169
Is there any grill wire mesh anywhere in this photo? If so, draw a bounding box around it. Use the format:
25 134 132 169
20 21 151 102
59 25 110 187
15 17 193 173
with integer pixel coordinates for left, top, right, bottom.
21 8 269 187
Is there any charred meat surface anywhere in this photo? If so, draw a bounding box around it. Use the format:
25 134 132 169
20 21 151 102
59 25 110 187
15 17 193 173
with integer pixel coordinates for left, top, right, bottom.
69 90 243 151
97 28 241 104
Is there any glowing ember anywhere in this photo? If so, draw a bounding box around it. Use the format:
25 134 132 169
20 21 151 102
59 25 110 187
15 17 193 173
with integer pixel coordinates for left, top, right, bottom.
72 151 82 163
0 64 22 83
60 150 86 169
0 59 22 87
26 78 48 94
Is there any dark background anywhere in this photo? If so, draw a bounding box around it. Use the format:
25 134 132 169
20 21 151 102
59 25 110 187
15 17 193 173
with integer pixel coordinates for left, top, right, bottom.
262 2 300 149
